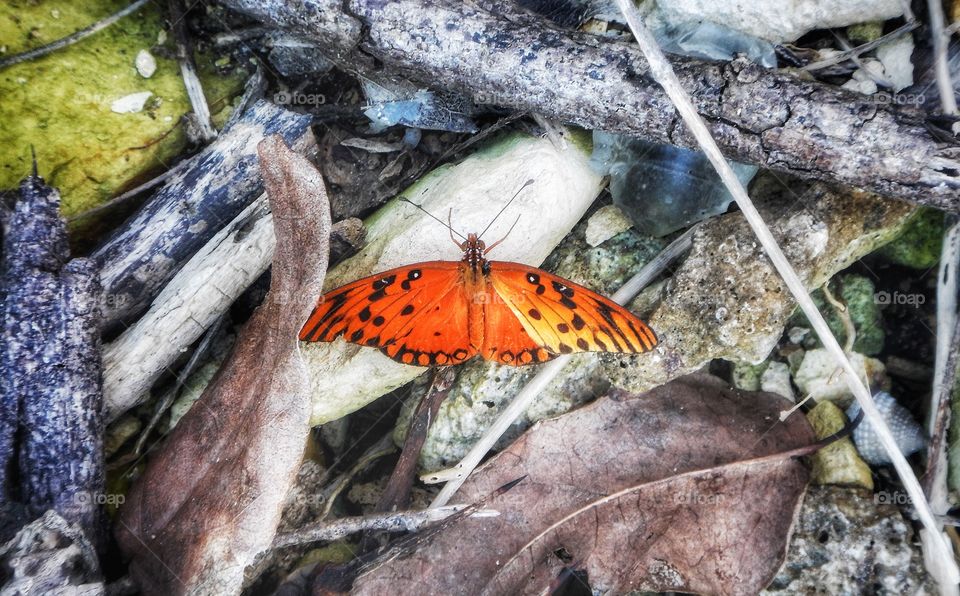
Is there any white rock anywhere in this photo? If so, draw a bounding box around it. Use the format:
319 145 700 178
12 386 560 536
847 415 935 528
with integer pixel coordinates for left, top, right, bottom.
842 76 878 96
653 0 904 43
585 204 633 247
788 326 810 344
794 348 886 405
135 49 157 78
761 361 795 401
110 91 153 114
876 35 914 92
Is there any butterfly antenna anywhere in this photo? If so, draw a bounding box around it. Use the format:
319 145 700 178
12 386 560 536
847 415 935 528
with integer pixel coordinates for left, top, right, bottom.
399 196 468 241
477 179 535 241
484 214 522 254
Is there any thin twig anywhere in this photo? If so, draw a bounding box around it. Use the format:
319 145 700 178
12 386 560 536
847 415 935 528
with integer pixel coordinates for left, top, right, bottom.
611 0 958 582
0 0 151 70
800 21 918 72
167 0 217 142
428 225 696 506
68 160 190 223
928 0 959 119
270 505 498 550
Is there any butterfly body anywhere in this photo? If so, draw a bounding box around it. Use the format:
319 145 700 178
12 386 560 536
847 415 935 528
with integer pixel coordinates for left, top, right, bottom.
299 233 657 366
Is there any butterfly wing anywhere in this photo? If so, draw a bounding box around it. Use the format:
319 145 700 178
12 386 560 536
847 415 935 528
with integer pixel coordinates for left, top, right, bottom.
481 291 558 366
485 262 657 361
299 262 477 366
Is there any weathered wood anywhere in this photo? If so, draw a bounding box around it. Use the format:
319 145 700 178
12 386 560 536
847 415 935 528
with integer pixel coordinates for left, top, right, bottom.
92 100 313 334
224 0 960 211
0 173 104 543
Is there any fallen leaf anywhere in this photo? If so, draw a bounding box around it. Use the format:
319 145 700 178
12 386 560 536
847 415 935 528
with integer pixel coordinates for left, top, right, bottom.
115 135 331 595
354 373 816 595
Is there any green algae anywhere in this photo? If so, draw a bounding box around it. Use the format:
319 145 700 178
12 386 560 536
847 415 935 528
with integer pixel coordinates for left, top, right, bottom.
0 0 248 227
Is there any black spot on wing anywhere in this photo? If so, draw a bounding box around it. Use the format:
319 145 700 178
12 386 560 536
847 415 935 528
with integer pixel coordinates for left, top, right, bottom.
571 313 585 330
400 304 415 316
551 280 574 297
358 306 372 322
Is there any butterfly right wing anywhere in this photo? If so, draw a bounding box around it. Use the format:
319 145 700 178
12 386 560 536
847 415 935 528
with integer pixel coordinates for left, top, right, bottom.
299 261 477 366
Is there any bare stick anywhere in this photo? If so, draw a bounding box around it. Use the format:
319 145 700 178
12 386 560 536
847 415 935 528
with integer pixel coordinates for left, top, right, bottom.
921 0 960 587
270 505 497 550
0 0 150 70
168 0 217 142
928 0 959 118
612 0 958 582
428 226 696 506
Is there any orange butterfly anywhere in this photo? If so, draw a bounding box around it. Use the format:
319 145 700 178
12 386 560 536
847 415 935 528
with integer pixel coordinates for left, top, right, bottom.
299 208 658 367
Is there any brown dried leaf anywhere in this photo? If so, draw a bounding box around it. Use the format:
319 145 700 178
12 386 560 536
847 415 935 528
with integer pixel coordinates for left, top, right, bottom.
354 373 816 595
115 135 331 595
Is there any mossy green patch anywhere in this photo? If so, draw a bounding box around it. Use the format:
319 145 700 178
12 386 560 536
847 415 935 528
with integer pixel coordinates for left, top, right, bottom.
0 0 248 228
790 273 884 356
877 207 944 270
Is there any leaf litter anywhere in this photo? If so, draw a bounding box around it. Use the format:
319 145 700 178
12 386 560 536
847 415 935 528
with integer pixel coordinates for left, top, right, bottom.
355 372 819 595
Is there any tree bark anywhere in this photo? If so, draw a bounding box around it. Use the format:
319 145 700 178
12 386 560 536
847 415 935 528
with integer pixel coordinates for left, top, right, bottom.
0 172 104 545
224 0 960 211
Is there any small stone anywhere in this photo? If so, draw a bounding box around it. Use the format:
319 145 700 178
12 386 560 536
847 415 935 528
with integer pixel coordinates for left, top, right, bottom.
806 401 873 489
846 21 884 43
875 34 914 92
732 361 766 391
793 348 888 406
846 391 927 465
585 205 633 247
110 91 153 114
787 326 809 344
135 49 157 78
761 361 794 401
104 416 142 457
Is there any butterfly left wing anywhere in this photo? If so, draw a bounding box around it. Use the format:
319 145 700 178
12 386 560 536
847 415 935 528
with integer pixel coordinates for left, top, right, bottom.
299 262 477 366
486 262 658 358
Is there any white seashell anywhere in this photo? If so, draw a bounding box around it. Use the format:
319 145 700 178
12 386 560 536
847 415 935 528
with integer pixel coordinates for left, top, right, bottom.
846 391 927 465
111 91 153 114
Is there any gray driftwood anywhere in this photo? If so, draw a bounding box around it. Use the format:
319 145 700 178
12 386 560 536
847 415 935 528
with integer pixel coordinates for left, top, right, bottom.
0 172 104 544
92 100 313 334
224 0 960 211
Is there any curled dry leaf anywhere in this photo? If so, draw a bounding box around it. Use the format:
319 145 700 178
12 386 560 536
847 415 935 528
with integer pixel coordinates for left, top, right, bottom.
355 373 816 595
115 135 331 595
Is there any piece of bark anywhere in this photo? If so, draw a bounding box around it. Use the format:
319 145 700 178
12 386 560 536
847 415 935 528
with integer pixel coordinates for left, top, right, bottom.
354 374 815 594
223 0 960 210
115 135 331 595
0 173 104 543
92 100 313 334
0 510 103 594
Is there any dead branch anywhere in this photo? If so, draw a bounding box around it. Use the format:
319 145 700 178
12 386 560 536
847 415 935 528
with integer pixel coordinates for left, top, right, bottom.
92 100 312 334
0 172 104 544
224 0 960 211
